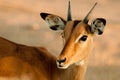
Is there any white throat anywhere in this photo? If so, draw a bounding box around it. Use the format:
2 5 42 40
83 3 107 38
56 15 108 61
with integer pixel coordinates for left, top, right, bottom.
75 60 85 66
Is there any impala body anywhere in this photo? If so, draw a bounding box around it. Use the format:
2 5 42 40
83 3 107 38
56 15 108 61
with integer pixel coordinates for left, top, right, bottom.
0 1 106 80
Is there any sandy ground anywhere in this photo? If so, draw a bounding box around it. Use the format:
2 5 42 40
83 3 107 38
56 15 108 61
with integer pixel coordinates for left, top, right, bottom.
0 0 120 80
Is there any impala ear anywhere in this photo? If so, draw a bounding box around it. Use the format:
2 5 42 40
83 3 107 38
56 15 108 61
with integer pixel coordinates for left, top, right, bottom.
90 18 106 35
40 13 66 30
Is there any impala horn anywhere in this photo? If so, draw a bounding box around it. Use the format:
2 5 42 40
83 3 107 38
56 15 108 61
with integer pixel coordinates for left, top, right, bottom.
67 0 72 21
83 2 97 24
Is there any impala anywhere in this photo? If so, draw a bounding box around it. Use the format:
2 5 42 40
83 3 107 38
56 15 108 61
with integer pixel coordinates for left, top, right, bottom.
0 1 106 80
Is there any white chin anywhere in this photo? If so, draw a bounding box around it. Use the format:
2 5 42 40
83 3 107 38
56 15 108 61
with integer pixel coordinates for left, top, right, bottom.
57 63 69 69
56 61 70 69
57 65 68 69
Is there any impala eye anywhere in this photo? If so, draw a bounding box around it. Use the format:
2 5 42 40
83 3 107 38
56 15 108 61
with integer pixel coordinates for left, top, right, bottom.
80 35 88 41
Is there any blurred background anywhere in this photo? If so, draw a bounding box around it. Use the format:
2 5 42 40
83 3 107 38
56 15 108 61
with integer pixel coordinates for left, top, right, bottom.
0 0 120 80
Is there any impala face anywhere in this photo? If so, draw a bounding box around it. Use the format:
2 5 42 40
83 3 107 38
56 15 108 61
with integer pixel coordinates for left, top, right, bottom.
40 2 106 69
56 21 94 69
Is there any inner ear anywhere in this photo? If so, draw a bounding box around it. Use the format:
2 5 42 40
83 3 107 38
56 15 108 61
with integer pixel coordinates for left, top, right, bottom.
90 18 106 35
40 13 66 31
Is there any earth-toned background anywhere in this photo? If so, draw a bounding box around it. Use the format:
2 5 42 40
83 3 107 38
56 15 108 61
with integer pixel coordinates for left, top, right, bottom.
0 0 120 80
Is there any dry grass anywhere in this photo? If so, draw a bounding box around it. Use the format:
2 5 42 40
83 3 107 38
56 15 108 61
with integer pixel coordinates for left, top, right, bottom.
0 0 120 80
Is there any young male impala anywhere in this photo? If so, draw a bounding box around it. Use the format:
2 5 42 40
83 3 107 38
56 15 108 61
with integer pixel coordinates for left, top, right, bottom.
0 1 106 80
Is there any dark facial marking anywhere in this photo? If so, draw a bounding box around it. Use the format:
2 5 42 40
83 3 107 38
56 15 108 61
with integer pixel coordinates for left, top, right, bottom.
73 20 81 28
50 25 59 30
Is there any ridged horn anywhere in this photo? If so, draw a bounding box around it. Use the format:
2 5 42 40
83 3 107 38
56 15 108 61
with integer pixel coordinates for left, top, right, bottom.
83 2 97 24
67 0 72 21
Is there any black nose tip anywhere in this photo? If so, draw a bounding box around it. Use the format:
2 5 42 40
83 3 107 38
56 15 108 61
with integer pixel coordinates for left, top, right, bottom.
57 58 66 64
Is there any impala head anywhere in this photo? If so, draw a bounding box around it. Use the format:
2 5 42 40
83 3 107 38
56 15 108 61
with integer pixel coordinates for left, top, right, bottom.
40 1 106 69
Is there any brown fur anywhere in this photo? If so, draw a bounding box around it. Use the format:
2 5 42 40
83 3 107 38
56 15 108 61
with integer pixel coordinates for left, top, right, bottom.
0 11 106 79
0 37 59 80
0 23 91 80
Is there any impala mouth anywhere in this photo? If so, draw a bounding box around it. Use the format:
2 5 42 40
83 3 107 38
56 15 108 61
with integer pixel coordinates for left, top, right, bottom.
56 59 85 69
56 58 69 69
56 61 69 69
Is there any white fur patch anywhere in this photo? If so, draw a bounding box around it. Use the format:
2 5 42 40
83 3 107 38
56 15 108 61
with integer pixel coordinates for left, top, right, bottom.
75 35 82 43
75 60 84 66
45 17 65 30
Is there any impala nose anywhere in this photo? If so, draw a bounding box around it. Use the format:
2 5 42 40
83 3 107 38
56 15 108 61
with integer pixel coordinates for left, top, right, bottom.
57 57 66 65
